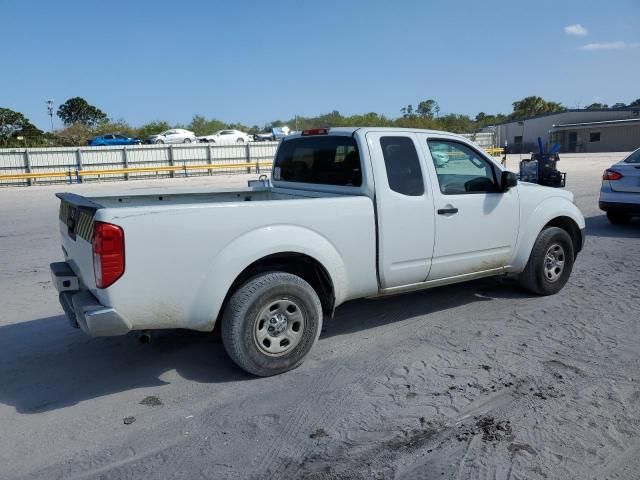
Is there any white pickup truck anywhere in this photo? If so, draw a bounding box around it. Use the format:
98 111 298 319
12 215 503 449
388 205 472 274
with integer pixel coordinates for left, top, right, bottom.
51 127 585 376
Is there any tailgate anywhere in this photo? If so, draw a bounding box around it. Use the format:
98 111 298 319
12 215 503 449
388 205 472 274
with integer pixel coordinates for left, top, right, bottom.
56 193 103 290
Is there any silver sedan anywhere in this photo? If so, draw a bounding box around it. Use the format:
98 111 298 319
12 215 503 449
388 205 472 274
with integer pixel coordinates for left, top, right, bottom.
599 148 640 224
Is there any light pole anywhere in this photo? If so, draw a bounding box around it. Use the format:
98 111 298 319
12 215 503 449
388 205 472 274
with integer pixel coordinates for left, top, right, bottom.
46 99 55 131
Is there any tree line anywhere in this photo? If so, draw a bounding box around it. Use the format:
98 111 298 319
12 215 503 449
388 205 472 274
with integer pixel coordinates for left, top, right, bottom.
1 95 639 148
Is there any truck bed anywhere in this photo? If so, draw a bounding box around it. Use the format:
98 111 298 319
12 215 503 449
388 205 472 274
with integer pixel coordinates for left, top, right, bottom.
56 187 378 334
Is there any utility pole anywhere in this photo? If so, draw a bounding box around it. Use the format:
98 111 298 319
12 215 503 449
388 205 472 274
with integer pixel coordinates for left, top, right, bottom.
46 99 55 131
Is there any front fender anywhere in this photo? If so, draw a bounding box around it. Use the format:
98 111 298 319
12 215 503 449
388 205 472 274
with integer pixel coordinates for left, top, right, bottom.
190 224 349 331
509 197 585 272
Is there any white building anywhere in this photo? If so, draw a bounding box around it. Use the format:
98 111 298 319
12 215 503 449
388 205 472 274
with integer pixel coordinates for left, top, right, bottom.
488 108 640 153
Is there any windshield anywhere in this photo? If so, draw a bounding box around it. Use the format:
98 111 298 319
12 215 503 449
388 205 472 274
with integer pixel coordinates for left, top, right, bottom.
273 136 361 187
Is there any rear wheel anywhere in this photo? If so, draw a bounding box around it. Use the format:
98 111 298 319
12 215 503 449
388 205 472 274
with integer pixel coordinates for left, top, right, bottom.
519 226 574 295
606 211 632 225
221 272 323 376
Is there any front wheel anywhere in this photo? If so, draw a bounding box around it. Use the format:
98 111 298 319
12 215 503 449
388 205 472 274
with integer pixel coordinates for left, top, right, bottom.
221 272 323 376
183 138 192 144
519 226 574 295
236 138 245 144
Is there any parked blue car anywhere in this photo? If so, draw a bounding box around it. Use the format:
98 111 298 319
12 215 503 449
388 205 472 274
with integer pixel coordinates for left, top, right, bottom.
87 133 142 146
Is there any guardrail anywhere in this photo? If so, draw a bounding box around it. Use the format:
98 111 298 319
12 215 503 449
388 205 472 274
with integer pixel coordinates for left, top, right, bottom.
0 161 274 182
485 147 505 156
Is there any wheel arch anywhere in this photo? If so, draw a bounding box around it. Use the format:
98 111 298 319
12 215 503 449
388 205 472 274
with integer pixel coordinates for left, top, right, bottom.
543 216 583 258
509 198 585 272
221 252 335 320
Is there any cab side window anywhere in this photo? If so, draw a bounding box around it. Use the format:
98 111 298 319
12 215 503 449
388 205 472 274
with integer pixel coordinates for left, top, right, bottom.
427 140 499 194
380 136 424 196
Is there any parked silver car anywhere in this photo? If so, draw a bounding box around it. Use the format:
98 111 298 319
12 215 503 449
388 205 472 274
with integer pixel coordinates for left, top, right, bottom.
147 129 197 144
198 129 252 144
599 148 640 224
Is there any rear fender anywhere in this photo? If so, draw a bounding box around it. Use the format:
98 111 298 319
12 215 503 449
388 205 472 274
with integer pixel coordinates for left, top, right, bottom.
191 225 347 331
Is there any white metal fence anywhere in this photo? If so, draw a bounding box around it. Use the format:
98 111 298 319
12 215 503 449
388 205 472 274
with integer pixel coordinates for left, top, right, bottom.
0 142 279 187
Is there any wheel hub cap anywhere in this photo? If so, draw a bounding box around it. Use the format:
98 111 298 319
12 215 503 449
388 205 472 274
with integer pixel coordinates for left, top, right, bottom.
254 299 305 356
267 313 288 336
543 243 565 282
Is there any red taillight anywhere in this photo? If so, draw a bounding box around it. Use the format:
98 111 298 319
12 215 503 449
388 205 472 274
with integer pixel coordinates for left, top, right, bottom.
93 221 125 288
603 169 623 181
301 128 329 136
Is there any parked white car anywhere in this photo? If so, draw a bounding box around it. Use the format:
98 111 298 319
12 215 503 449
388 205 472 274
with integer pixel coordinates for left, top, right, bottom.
147 129 197 144
198 129 252 144
51 127 585 377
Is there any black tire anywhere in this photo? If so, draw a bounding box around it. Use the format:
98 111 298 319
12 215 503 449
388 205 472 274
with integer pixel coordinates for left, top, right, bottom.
221 272 323 376
183 138 192 144
236 138 244 144
155 139 164 144
519 226 575 295
606 211 632 225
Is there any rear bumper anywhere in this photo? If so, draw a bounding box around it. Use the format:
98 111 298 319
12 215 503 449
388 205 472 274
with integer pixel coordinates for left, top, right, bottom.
51 262 131 336
599 201 640 215
599 185 640 213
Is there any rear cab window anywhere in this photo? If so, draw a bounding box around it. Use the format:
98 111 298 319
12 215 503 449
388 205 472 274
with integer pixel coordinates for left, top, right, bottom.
273 136 362 187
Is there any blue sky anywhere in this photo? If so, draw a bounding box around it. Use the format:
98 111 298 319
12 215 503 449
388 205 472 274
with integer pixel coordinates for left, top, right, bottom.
1 0 638 130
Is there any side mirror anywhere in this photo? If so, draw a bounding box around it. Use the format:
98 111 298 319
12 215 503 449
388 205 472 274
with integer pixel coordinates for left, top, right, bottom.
501 170 518 191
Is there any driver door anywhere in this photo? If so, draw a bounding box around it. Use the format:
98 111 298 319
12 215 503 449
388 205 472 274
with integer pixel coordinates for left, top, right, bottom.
417 136 520 280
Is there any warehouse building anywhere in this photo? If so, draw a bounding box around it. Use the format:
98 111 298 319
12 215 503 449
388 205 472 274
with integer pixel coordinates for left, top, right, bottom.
489 108 640 153
549 118 640 153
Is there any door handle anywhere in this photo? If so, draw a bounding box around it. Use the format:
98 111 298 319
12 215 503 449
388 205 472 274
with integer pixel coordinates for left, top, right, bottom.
437 207 458 215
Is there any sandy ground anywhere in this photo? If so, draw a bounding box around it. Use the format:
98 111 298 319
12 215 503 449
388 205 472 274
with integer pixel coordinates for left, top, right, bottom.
0 154 639 480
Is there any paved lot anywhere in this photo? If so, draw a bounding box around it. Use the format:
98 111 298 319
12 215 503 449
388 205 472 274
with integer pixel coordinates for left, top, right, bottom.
1 155 639 480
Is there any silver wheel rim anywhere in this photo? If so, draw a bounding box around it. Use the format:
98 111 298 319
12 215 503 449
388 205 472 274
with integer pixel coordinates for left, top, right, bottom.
254 298 305 356
543 243 565 282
